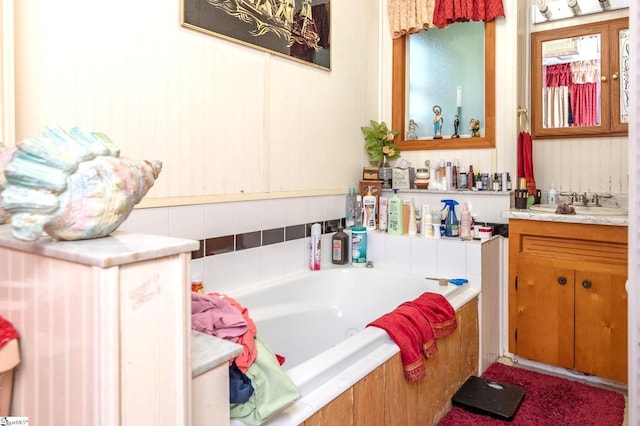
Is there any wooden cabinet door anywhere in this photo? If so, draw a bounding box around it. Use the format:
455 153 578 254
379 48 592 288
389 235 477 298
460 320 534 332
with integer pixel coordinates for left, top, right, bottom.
575 266 628 382
515 255 575 369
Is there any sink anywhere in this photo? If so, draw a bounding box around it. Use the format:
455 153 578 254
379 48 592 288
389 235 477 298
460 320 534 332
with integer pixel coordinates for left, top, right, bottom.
528 204 628 216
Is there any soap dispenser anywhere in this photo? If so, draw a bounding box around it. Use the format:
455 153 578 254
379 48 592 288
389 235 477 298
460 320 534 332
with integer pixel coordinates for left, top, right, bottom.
548 183 558 204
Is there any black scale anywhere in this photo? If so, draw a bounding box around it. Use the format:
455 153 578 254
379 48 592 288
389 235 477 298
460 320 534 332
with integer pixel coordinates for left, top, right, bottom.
451 376 526 422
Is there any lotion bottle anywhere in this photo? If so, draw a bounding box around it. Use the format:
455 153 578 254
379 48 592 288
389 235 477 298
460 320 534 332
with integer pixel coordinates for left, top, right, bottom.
363 187 377 230
460 202 471 238
408 198 417 235
378 196 388 232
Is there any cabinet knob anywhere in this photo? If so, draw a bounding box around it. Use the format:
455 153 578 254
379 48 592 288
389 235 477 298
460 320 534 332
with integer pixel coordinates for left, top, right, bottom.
612 72 619 80
601 75 607 82
582 279 592 289
558 276 567 285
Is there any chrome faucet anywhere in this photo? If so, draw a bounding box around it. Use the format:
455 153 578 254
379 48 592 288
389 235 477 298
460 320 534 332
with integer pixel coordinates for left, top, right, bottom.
579 193 589 206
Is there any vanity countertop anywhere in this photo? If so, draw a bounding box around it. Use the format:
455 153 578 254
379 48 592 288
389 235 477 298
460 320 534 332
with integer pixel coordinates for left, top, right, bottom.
501 208 628 226
191 330 243 378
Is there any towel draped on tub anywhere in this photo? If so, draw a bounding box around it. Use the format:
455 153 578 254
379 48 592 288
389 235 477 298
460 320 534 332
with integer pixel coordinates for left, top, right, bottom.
367 291 457 382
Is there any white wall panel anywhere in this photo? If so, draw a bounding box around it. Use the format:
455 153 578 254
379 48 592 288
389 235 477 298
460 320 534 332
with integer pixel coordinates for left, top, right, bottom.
13 0 376 201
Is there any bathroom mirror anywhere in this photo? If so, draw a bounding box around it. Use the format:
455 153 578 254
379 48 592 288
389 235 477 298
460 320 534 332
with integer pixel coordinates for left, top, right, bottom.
530 17 629 139
393 20 495 151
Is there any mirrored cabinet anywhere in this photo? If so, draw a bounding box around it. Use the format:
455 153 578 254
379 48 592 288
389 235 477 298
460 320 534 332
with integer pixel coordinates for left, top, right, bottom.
531 17 629 139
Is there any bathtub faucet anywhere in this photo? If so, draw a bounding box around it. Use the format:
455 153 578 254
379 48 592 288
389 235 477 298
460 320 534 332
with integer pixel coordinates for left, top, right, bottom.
366 261 374 268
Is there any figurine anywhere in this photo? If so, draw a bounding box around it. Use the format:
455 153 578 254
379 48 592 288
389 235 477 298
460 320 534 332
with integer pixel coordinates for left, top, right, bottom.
433 105 443 139
406 119 418 140
469 118 481 137
451 115 460 138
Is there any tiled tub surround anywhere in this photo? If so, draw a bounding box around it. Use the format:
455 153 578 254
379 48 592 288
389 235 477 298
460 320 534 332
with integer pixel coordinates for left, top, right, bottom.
121 193 508 294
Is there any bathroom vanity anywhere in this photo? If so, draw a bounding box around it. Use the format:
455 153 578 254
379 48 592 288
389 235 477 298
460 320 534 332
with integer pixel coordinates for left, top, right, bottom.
505 214 628 383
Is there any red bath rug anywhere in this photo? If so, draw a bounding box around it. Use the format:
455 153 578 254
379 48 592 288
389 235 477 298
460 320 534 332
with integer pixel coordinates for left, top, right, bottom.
438 362 625 426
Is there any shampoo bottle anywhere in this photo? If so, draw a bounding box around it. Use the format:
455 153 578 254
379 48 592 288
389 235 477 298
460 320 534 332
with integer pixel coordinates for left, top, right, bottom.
387 189 404 235
331 226 349 265
309 223 321 270
363 187 377 230
441 199 460 237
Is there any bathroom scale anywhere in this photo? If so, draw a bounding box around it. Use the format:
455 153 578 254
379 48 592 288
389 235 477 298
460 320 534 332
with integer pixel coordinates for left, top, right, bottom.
451 375 525 422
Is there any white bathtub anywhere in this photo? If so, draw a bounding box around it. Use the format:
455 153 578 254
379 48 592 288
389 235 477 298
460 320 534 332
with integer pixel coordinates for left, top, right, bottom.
229 266 480 426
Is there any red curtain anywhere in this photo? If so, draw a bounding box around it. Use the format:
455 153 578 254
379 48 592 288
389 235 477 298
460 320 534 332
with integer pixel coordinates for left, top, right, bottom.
433 0 505 28
545 63 573 87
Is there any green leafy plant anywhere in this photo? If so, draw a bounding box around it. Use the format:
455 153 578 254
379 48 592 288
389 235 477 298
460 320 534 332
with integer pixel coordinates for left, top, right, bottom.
361 120 400 164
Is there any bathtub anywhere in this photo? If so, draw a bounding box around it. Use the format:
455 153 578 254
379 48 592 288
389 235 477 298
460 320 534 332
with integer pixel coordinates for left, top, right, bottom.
229 266 480 426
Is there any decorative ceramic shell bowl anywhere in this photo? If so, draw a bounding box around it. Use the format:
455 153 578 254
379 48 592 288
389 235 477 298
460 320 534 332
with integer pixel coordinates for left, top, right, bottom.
0 126 162 241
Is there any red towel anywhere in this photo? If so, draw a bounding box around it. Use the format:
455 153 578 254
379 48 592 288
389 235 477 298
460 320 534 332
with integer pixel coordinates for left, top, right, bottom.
395 304 438 359
401 292 457 339
517 131 536 195
367 292 458 382
368 312 427 382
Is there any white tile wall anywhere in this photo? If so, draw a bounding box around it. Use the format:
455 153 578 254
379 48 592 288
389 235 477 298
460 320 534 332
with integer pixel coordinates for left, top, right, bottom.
124 194 496 294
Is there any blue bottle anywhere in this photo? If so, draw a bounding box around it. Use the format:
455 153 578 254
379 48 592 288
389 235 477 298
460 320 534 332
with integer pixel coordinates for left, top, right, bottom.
441 199 460 237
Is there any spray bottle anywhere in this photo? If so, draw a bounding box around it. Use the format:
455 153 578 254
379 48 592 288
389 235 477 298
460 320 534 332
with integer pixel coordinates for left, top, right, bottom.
440 200 460 237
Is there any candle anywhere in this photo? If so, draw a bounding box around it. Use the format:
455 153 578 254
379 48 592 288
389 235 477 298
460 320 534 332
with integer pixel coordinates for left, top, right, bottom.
456 86 462 107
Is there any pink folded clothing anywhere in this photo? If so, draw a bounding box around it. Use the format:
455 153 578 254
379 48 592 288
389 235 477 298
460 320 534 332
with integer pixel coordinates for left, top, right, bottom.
368 312 426 382
401 292 457 339
210 292 258 373
191 292 248 341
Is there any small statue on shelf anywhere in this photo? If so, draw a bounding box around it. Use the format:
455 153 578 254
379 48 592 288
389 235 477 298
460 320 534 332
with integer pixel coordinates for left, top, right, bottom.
406 119 418 140
433 105 443 139
451 115 460 138
469 118 481 137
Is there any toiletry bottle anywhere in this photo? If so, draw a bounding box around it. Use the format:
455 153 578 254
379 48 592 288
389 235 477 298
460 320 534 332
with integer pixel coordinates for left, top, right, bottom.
446 161 452 190
452 159 459 189
408 198 417 235
331 226 349 265
421 204 433 237
460 202 471 238
355 195 363 227
310 223 321 270
548 183 558 204
402 201 410 234
345 187 357 228
432 211 442 239
351 226 367 266
378 196 388 232
441 199 460 237
363 187 377 230
387 189 404 235
468 165 474 190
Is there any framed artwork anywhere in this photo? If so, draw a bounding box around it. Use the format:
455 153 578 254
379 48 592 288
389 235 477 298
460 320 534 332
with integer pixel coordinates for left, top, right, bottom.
181 0 331 70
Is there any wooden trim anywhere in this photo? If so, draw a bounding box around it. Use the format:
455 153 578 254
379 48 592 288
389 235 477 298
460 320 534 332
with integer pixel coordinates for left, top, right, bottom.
393 21 496 151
